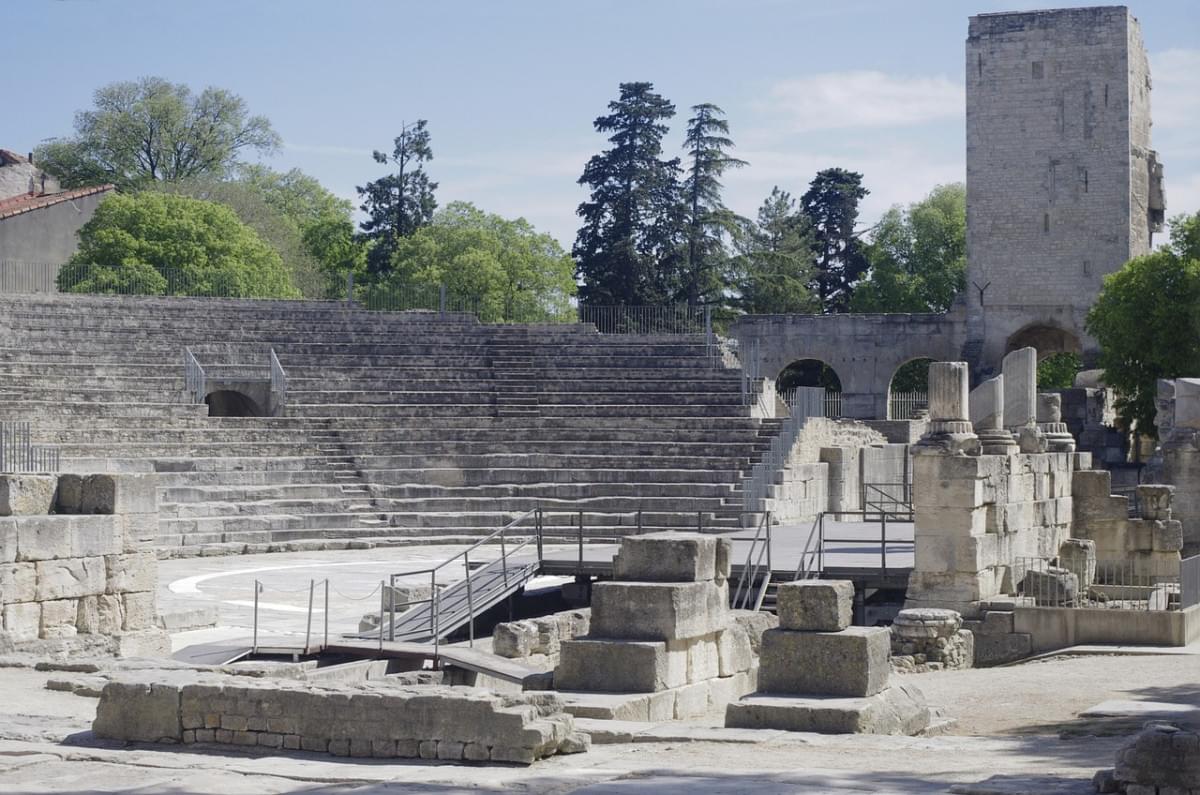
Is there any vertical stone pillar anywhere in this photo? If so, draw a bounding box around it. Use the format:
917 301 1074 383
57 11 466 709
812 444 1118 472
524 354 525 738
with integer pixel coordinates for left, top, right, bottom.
917 362 978 455
1003 347 1044 452
1037 393 1076 452
1161 378 1200 556
970 375 1017 455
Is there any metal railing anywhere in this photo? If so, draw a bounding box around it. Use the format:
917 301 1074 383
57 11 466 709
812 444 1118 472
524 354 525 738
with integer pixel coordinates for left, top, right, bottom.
251 577 329 656
269 348 287 409
824 391 843 419
578 303 709 335
862 482 913 520
0 261 59 293
888 391 928 420
382 508 542 657
1014 556 1184 610
741 338 762 407
743 386 824 514
183 347 206 404
793 510 912 581
731 511 773 611
1183 555 1200 611
0 421 60 473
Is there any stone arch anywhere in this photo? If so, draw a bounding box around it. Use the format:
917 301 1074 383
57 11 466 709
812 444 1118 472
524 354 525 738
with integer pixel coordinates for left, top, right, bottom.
205 389 266 417
1005 323 1082 360
887 357 937 419
776 359 842 418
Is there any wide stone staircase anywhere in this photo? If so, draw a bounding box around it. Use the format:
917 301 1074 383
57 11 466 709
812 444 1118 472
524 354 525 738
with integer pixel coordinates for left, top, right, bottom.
0 293 779 557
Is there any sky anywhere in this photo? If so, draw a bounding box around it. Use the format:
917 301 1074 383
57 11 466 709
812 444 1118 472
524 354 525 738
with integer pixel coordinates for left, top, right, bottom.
4 1 1198 249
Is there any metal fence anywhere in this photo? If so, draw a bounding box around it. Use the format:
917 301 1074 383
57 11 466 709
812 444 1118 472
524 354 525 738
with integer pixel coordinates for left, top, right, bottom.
823 391 843 419
1014 556 1184 610
577 304 709 335
269 348 288 409
888 391 927 420
0 422 60 473
1182 554 1200 610
0 261 59 293
183 348 206 405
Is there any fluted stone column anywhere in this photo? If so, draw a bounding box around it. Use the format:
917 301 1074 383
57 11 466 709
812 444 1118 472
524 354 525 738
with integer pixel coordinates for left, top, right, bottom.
1003 347 1044 452
917 362 979 455
1037 393 1076 452
970 375 1018 455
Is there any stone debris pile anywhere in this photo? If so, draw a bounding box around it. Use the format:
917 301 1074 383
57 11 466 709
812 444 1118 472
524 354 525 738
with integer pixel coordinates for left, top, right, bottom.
554 532 760 720
726 580 930 734
92 670 589 765
1094 721 1200 794
889 608 973 673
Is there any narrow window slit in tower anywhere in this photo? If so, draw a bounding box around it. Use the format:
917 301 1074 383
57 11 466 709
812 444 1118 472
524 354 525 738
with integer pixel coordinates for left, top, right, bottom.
1044 213 1050 233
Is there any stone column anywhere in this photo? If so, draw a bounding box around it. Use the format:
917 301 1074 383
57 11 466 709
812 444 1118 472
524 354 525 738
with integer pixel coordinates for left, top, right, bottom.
1161 378 1200 556
916 362 978 455
1037 393 1076 452
969 375 1017 455
1003 347 1044 452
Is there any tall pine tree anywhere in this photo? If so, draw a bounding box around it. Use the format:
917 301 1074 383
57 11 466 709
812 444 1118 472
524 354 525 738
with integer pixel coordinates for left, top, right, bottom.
357 120 437 277
801 168 869 313
680 103 747 307
732 187 818 314
574 82 683 306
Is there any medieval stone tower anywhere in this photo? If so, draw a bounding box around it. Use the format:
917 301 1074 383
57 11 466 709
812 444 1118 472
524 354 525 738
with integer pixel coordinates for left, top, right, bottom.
964 6 1164 376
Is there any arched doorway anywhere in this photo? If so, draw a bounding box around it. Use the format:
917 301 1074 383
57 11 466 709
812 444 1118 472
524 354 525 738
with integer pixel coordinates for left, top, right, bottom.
1006 324 1082 359
777 359 843 418
887 358 935 419
205 390 265 417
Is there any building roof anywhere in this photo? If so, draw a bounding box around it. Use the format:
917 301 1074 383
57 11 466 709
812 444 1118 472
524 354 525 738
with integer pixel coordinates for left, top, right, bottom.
0 184 115 221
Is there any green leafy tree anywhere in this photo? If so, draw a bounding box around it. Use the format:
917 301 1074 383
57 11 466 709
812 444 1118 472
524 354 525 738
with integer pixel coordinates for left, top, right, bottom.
1086 212 1200 435
680 103 747 307
379 202 575 322
35 77 279 191
852 183 966 313
303 217 367 295
59 192 297 298
358 120 437 277
574 82 684 306
1037 352 1083 389
801 168 869 313
731 187 818 314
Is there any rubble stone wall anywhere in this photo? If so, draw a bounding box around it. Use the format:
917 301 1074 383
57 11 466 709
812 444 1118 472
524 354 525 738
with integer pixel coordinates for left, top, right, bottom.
92 672 586 765
1 473 165 655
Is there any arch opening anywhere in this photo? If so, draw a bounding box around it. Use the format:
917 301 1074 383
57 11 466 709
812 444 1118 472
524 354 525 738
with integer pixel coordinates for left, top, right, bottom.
887 358 936 420
776 359 842 418
205 389 265 418
1005 324 1082 360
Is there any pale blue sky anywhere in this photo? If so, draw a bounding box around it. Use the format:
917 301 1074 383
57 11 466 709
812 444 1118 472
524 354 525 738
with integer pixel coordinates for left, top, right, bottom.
5 1 1198 247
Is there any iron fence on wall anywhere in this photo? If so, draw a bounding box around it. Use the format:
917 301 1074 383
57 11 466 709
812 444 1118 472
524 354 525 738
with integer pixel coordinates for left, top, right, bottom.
888 391 928 420
0 422 60 473
1013 556 1184 611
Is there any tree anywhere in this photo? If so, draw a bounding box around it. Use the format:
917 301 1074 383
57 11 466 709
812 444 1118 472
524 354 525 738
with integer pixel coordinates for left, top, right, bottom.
59 192 297 298
801 168 869 313
1086 212 1200 435
679 103 747 307
35 77 279 191
852 183 966 313
357 120 437 277
731 187 818 314
574 82 684 306
378 202 575 322
1037 352 1083 389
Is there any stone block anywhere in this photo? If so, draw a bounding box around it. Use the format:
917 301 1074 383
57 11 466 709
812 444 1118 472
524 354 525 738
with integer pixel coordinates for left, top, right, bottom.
1073 470 1113 498
113 629 171 657
35 556 106 601
1153 520 1184 553
81 474 157 516
730 609 779 655
1137 485 1175 521
556 638 685 692
673 680 712 719
93 680 182 743
0 519 14 564
611 532 717 582
716 625 753 677
0 475 56 517
675 631 721 683
758 626 891 698
725 683 929 735
55 474 83 514
715 538 732 581
1020 566 1078 606
493 619 536 658
1058 538 1097 587
0 561 37 603
40 598 79 638
590 580 724 641
105 552 157 594
122 591 157 630
3 601 40 642
776 580 853 631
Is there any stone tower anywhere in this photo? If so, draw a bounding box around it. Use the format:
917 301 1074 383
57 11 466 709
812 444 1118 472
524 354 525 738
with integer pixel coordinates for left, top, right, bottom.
964 6 1164 377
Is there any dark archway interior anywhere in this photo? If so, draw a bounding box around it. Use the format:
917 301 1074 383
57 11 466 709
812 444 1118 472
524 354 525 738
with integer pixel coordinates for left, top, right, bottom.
1006 325 1082 359
889 358 935 394
205 389 264 418
777 359 842 392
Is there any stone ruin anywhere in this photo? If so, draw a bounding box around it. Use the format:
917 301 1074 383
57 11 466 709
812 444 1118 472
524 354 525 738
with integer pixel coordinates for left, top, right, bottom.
554 532 768 721
1158 377 1200 557
1093 721 1200 794
725 580 930 735
0 473 168 657
91 669 588 765
889 608 973 674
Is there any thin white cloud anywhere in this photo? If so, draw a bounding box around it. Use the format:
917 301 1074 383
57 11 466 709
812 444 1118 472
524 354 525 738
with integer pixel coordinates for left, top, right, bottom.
1151 49 1200 129
755 71 964 132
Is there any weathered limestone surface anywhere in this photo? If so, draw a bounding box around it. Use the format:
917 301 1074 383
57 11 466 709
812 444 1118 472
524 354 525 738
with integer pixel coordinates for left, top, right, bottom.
758 626 891 698
1095 722 1200 794
1003 349 1038 432
0 473 166 655
589 581 726 642
971 376 1018 455
92 671 588 765
890 608 973 673
775 580 852 632
1072 469 1182 579
493 609 589 659
612 532 717 583
725 683 929 735
1160 378 1200 556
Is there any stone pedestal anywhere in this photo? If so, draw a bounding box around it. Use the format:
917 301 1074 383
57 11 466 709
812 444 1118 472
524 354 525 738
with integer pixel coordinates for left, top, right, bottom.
1037 393 1077 453
890 608 974 673
970 375 1018 455
725 580 929 735
916 362 979 455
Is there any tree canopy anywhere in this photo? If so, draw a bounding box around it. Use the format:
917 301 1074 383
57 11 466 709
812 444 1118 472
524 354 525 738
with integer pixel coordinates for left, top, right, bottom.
35 77 279 191
574 82 684 306
1086 212 1200 435
358 120 438 277
377 202 575 322
731 187 818 315
61 192 298 298
801 168 869 314
852 183 966 313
